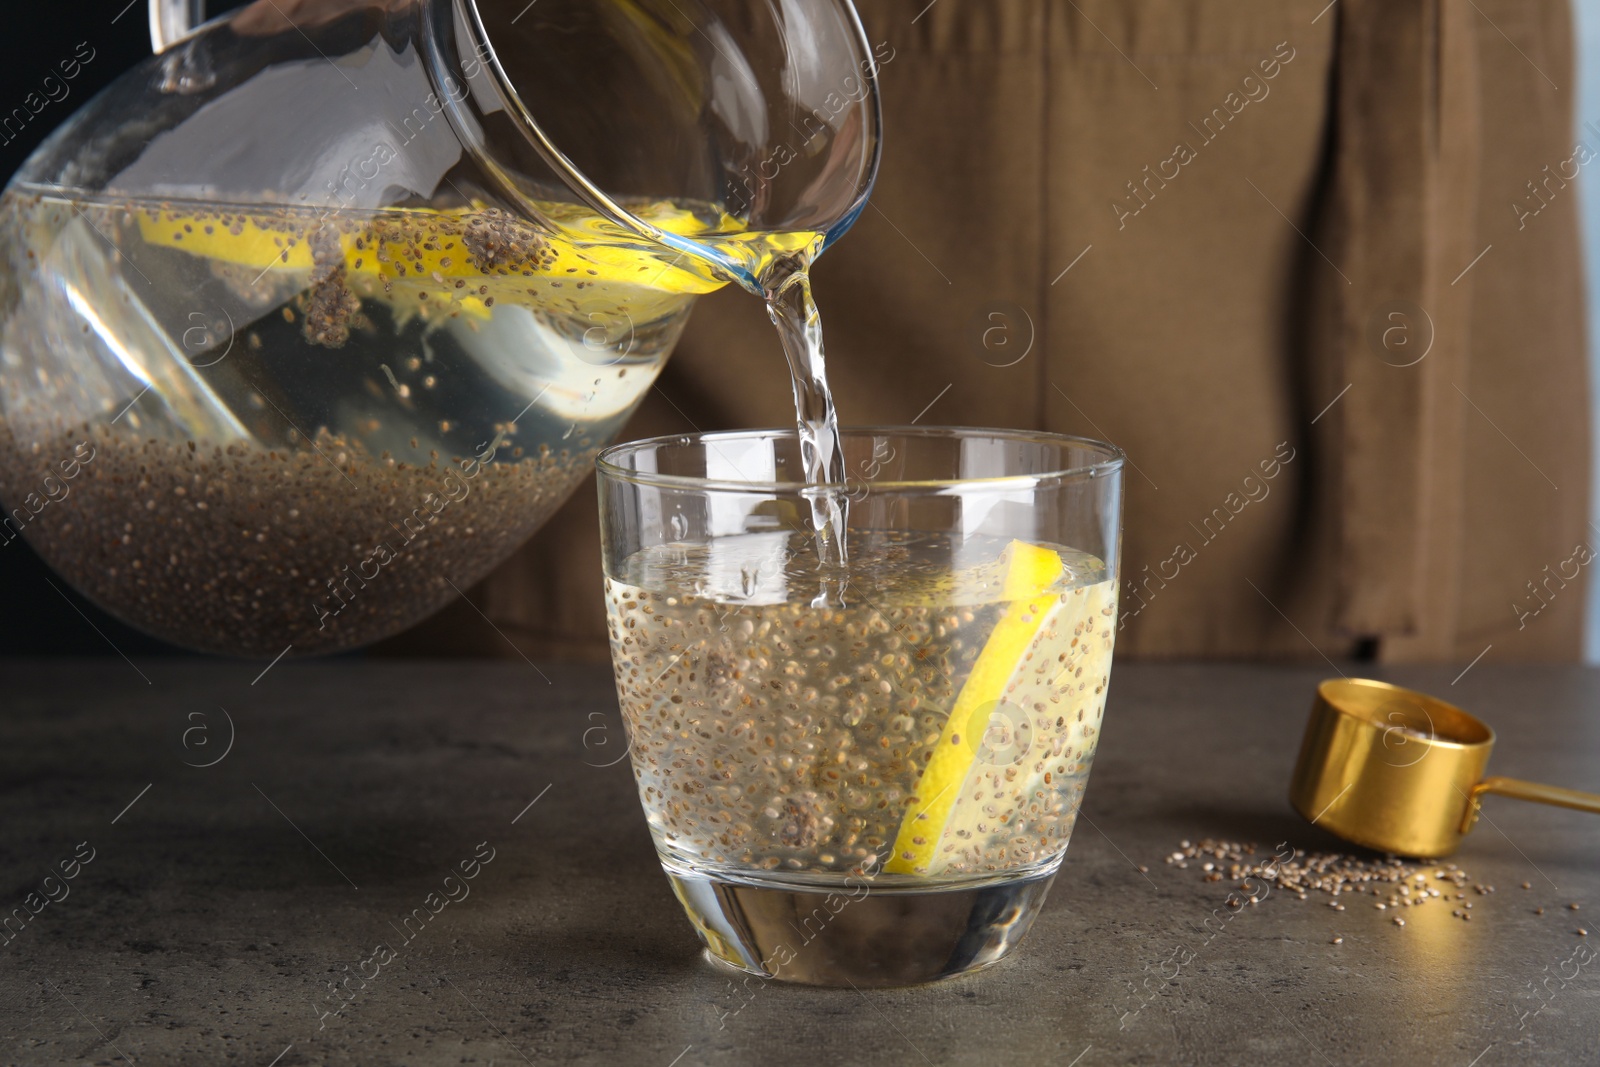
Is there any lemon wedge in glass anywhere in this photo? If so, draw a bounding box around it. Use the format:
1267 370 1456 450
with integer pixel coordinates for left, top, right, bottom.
886 540 1069 876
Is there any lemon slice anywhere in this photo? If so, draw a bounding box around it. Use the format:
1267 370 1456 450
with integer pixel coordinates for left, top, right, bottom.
885 540 1066 876
132 200 818 300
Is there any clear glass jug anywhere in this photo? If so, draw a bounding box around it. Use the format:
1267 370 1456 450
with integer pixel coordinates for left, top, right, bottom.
0 0 881 658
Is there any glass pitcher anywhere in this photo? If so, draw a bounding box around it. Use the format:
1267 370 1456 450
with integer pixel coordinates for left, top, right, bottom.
0 0 881 658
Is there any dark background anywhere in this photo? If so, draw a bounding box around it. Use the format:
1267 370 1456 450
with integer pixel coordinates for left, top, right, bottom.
0 1 248 656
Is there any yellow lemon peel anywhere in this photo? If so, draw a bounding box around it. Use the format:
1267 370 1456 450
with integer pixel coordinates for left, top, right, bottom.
885 540 1066 876
132 200 817 302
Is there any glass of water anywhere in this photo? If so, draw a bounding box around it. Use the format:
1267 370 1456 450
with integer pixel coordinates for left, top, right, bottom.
597 427 1124 987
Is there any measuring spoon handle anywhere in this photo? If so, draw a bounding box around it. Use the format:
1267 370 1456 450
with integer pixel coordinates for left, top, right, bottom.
1475 776 1600 816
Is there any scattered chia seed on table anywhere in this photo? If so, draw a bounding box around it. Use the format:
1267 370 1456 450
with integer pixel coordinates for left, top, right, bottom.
1166 839 1490 924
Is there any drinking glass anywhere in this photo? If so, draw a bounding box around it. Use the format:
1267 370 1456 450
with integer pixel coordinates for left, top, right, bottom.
597 427 1124 986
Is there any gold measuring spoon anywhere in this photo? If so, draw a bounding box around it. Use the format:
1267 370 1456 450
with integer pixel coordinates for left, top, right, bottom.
1289 678 1600 858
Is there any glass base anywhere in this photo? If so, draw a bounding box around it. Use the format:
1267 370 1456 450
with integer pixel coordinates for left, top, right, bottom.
663 858 1059 987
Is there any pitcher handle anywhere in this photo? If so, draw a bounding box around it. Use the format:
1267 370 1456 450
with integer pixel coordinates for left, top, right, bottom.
150 0 208 51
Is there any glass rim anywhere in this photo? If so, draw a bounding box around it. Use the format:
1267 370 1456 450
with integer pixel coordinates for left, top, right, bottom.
595 425 1127 493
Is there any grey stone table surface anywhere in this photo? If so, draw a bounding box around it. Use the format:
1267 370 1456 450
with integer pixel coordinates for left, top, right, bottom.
0 658 1597 1067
